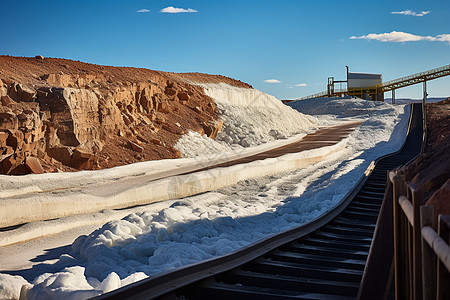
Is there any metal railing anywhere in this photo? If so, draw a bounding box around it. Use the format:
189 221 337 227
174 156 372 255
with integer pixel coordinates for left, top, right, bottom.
291 88 348 101
390 172 450 300
381 64 450 91
292 64 450 101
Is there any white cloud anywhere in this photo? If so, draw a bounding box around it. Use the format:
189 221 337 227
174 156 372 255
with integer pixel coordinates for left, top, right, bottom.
350 31 450 43
137 9 150 13
287 83 308 88
160 6 197 13
264 79 281 83
433 34 450 43
391 10 430 17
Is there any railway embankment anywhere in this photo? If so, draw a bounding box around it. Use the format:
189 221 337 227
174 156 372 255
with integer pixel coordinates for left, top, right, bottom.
399 98 450 224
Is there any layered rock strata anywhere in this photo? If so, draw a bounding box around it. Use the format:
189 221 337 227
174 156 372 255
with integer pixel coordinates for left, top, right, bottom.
0 56 244 174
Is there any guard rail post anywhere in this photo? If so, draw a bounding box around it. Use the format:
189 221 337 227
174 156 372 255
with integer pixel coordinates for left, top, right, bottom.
420 205 435 300
392 172 408 300
410 184 423 300
406 186 413 299
437 216 450 300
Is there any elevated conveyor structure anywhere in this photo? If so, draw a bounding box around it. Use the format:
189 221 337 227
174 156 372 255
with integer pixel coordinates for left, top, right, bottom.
290 64 450 102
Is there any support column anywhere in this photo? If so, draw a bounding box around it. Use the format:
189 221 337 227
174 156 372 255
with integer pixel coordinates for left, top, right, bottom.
392 90 396 104
422 81 428 153
423 81 427 106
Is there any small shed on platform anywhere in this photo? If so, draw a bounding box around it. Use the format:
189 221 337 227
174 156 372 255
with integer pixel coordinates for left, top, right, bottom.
348 72 383 101
348 72 382 88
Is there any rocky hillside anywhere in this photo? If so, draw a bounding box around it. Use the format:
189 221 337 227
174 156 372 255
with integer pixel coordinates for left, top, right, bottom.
399 98 450 225
0 56 251 175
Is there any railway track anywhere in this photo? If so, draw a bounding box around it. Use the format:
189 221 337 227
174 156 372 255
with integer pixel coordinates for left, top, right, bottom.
96 103 423 300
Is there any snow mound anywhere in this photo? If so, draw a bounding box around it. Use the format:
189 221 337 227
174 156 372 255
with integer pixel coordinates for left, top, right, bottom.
287 96 393 118
1 97 410 300
19 266 148 300
0 274 29 300
176 83 317 157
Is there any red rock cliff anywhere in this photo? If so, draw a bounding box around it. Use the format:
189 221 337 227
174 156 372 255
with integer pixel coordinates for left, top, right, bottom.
0 56 251 174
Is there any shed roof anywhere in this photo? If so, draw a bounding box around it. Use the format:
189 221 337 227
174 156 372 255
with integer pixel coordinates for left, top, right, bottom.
348 72 382 80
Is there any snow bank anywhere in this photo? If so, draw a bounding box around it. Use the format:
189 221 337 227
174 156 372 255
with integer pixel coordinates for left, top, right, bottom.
0 135 343 232
287 97 410 155
19 266 148 300
176 83 317 156
0 84 317 229
1 97 410 300
287 96 396 118
0 274 29 300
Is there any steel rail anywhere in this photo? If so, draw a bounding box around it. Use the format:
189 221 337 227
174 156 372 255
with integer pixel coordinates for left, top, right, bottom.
94 103 422 300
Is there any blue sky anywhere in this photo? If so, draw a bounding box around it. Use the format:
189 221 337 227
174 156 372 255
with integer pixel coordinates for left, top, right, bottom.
2 0 449 99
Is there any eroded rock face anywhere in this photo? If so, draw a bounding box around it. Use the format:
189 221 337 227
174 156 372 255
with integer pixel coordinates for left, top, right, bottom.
0 56 237 174
37 87 101 151
0 101 46 174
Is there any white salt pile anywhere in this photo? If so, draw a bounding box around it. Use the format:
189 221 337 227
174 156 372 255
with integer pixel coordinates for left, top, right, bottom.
0 95 410 300
175 83 317 157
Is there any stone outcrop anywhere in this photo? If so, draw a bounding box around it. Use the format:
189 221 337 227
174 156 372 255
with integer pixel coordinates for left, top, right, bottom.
0 100 46 174
0 56 245 174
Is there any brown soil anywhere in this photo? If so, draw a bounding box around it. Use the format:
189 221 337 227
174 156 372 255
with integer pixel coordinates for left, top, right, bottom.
172 72 252 88
399 98 450 225
0 56 252 90
0 55 251 174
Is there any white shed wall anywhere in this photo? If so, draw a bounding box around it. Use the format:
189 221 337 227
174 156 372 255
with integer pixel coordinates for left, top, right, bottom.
348 78 382 88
